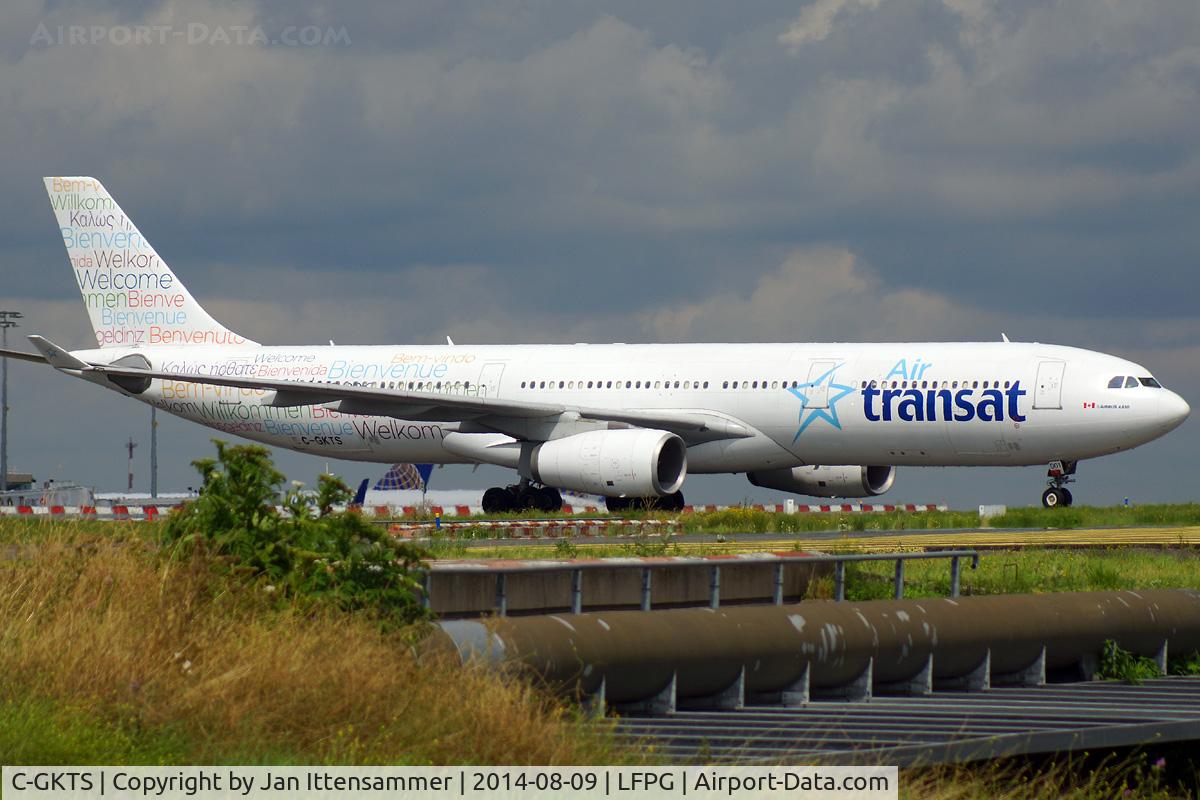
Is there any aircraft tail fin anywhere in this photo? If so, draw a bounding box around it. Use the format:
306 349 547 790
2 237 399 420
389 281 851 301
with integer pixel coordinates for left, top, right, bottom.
43 177 257 348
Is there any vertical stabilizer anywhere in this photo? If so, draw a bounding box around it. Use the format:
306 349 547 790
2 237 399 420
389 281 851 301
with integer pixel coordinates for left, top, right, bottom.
43 176 257 348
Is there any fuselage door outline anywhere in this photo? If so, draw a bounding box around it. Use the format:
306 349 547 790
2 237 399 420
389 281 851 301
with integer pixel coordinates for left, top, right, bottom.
1034 360 1066 410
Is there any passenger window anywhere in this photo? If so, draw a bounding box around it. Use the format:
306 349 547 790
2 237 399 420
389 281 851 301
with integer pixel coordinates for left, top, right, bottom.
722 381 729 389
654 381 661 389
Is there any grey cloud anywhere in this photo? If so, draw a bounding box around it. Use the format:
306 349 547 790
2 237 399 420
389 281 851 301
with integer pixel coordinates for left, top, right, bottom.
1 0 1198 505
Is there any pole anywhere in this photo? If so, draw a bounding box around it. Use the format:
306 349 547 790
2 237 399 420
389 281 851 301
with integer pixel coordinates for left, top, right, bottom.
126 438 137 493
150 407 158 499
0 311 22 494
1 323 7 494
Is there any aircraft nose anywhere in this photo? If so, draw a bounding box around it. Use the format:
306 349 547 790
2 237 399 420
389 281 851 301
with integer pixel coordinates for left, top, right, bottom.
1159 391 1190 431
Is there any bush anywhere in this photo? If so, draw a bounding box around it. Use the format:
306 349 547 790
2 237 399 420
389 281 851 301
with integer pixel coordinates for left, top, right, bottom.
162 441 429 625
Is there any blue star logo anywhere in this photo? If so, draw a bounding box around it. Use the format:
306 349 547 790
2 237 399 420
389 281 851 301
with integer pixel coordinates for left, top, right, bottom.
787 364 855 442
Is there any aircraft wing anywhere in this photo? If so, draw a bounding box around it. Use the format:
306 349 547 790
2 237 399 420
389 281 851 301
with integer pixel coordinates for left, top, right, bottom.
27 337 751 442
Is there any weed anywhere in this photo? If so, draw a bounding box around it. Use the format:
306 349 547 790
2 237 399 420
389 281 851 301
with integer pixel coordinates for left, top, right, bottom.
1096 640 1162 685
1170 651 1200 676
554 538 580 559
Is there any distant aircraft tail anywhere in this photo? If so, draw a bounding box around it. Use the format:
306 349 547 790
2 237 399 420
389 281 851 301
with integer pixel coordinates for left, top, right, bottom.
43 177 256 348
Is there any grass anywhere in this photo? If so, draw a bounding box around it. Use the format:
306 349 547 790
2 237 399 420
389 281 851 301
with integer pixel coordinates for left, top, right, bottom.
393 503 1200 539
0 523 626 765
833 547 1200 600
427 537 1200 601
990 503 1200 530
3 516 1200 794
902 752 1196 800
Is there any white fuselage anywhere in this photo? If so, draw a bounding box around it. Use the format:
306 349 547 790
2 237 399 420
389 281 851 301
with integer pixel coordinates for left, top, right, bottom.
75 340 1188 473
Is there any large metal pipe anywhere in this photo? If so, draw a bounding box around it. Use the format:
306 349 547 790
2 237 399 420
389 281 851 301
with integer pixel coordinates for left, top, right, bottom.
431 590 1200 703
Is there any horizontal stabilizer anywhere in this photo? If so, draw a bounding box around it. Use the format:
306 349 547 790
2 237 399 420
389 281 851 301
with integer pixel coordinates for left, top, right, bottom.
28 335 90 371
0 347 48 364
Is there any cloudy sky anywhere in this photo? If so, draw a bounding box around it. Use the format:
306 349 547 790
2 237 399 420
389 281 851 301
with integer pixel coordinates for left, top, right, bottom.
2 0 1198 507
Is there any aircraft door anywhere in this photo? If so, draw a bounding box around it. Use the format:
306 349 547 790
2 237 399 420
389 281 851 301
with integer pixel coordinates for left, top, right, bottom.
476 363 506 398
803 360 838 408
1034 360 1066 410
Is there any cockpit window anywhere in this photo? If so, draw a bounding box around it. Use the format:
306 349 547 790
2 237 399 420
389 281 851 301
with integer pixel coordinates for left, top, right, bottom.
1108 376 1124 389
1124 376 1139 388
1139 377 1163 388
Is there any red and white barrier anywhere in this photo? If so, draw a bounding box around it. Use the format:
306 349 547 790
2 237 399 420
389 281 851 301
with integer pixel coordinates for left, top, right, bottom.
0 501 947 520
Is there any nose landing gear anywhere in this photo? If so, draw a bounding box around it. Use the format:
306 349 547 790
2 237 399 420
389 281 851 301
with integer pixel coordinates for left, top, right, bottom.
1041 460 1077 508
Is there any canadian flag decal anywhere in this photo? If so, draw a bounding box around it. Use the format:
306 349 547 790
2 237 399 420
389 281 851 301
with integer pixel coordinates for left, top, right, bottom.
1083 401 1096 409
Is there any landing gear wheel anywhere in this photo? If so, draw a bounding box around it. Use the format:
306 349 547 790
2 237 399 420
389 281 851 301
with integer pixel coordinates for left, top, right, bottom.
662 491 685 512
482 487 513 514
536 486 563 513
1042 488 1067 508
1061 488 1073 507
515 485 539 511
605 496 630 513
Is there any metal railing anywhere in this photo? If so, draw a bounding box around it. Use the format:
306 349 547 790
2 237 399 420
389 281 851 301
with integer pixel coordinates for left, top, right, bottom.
422 550 980 616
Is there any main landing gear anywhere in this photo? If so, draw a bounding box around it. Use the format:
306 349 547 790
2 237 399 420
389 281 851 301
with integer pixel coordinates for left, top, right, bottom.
1041 460 1077 508
606 491 686 513
481 481 563 514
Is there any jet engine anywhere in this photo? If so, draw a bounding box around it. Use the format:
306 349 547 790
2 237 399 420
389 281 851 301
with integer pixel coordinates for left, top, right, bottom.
747 465 895 498
524 428 687 497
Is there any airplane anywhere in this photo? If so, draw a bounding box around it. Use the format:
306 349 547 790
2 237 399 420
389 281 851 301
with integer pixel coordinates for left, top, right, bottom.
0 177 1189 511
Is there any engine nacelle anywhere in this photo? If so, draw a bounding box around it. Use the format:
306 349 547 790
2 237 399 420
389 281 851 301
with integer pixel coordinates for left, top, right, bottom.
747 465 896 498
524 428 687 497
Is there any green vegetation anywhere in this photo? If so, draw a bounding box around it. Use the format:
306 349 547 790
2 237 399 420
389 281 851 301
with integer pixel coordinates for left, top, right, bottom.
903 753 1195 800
990 503 1200 530
675 503 1200 535
400 503 1200 538
1096 640 1163 685
829 547 1200 601
433 538 1200 600
1171 651 1200 676
0 443 624 765
162 441 428 625
2 467 1200 777
680 506 984 534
